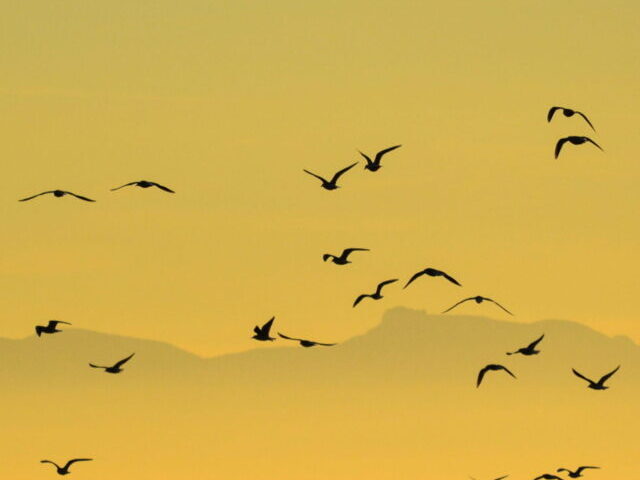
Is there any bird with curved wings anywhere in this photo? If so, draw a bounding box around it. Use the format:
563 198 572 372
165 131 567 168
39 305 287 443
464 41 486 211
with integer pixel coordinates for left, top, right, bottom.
359 144 402 172
572 365 620 390
40 458 92 475
303 162 357 190
477 364 516 387
554 136 603 158
404 267 461 289
253 317 276 341
35 320 71 337
547 106 595 131
19 190 95 202
442 296 512 315
278 333 336 347
353 279 399 307
557 466 600 478
506 334 544 356
89 353 135 374
323 247 369 265
111 180 174 193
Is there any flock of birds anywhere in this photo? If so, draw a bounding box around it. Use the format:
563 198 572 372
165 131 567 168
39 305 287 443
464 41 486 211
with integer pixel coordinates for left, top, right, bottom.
27 107 612 478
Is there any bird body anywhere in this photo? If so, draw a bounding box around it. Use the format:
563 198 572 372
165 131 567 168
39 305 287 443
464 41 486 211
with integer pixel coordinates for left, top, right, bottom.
554 136 603 158
253 317 276 341
507 334 544 356
533 475 563 480
303 162 357 190
40 458 92 475
353 279 398 307
278 333 335 347
477 364 516 387
572 366 620 390
89 353 135 374
557 466 600 478
19 190 95 202
443 296 512 315
111 180 175 193
323 248 369 265
547 106 596 131
35 320 71 337
404 267 461 289
359 145 402 172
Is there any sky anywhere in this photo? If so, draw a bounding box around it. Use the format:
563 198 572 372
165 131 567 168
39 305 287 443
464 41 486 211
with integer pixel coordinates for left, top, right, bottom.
1 0 640 360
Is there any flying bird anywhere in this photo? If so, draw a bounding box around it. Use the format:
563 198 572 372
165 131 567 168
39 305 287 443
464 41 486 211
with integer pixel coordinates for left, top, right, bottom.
40 458 92 475
303 162 358 190
89 353 135 374
353 279 398 307
35 320 71 337
557 466 600 478
442 296 512 315
507 334 544 356
110 180 175 193
477 364 516 388
253 317 276 341
533 475 563 480
547 106 596 131
359 144 402 172
572 365 620 390
19 190 95 202
554 136 603 159
277 333 336 347
323 248 369 265
404 268 461 289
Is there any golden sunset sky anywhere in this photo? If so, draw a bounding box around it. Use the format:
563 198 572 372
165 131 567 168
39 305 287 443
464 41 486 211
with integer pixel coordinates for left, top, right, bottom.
2 0 639 359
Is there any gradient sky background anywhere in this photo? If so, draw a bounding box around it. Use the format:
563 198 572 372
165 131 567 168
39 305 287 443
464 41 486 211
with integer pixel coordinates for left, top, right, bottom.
2 0 640 357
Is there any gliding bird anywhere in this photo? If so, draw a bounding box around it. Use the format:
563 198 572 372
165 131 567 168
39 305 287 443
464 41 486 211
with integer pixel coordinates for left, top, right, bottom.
40 458 92 475
572 365 620 390
547 106 596 131
277 333 336 347
89 353 135 374
404 267 461 289
477 364 516 387
303 163 357 190
555 136 603 159
507 334 544 356
359 145 402 172
111 180 175 193
442 296 512 315
19 190 95 202
253 317 276 341
353 279 398 307
556 466 600 478
35 320 71 337
323 248 369 265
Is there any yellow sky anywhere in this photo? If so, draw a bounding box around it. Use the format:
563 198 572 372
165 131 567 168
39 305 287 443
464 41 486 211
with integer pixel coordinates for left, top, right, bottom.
1 0 640 358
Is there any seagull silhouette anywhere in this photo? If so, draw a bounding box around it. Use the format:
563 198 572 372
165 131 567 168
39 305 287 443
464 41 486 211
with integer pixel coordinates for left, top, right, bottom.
89 353 135 374
572 365 620 390
507 334 544 356
110 180 175 193
359 145 402 172
442 296 512 315
19 190 95 202
277 333 336 347
323 248 369 265
547 106 596 131
253 317 276 341
40 458 92 475
554 136 603 159
557 466 600 478
477 364 516 387
404 268 461 289
35 320 71 337
533 474 563 480
303 162 358 190
353 279 399 307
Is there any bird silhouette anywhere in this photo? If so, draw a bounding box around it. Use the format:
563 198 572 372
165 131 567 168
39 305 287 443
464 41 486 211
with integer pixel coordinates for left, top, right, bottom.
404 268 461 289
277 333 335 347
557 466 600 478
40 458 92 475
110 180 175 193
253 317 276 341
554 136 603 159
323 248 369 265
19 190 95 202
35 320 71 337
89 353 135 374
442 296 512 315
477 364 516 387
547 106 596 131
353 279 399 307
359 145 402 172
533 475 563 480
303 162 358 190
507 334 544 356
572 365 620 390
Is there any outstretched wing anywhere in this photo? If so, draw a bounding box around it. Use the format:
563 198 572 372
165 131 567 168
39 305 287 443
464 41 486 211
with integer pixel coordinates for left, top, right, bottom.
330 162 358 184
404 270 425 289
278 332 302 342
500 365 517 378
113 353 135 368
35 326 44 337
19 191 54 202
262 317 275 335
526 334 544 349
476 366 489 387
442 271 462 286
487 298 513 315
494 476 509 480
66 191 96 202
358 151 374 166
40 460 60 469
110 182 138 191
572 368 594 384
374 144 402 165
342 247 369 258
48 320 71 327
353 294 370 307
599 365 620 384
89 363 106 369
576 111 596 131
575 466 599 474
64 458 93 470
315 342 337 347
555 137 569 158
547 106 562 122
151 182 175 193
303 169 329 184
375 278 398 295
442 297 474 314
584 137 603 151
